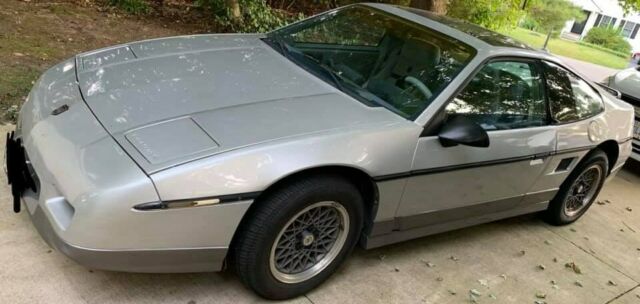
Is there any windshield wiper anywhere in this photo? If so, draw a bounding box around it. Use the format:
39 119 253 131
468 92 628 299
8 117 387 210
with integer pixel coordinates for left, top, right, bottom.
265 36 291 58
265 36 345 93
315 64 346 92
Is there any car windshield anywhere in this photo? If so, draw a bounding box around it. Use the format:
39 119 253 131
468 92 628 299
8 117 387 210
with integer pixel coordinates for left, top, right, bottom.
264 5 476 119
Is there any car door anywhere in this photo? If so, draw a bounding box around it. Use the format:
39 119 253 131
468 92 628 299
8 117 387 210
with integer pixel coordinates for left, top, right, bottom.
526 61 607 194
395 59 558 230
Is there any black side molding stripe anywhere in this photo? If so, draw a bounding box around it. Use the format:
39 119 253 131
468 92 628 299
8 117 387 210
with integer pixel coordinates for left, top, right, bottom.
619 137 633 144
134 191 262 211
374 145 598 182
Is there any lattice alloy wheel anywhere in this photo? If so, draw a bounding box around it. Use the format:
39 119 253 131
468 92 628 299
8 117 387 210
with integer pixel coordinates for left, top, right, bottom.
563 165 603 217
269 201 349 284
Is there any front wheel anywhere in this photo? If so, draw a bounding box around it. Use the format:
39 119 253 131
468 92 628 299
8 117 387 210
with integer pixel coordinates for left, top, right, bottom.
544 150 608 225
233 175 364 300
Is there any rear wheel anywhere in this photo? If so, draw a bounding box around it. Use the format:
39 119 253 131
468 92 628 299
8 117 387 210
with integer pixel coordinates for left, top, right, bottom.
233 175 364 300
544 150 608 225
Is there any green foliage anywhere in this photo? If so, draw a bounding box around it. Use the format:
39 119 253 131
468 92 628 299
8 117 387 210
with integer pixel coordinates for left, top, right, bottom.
619 0 640 13
577 41 629 58
527 0 583 33
447 0 524 30
519 15 538 31
108 0 150 14
584 26 632 54
195 0 302 32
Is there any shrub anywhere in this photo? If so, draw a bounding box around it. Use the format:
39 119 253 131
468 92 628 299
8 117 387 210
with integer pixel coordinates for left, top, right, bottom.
195 0 302 33
108 0 150 14
520 15 539 31
584 26 632 54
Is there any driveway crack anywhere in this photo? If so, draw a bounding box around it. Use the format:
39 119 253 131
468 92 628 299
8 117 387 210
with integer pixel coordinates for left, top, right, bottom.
546 227 639 284
304 295 316 304
604 284 640 304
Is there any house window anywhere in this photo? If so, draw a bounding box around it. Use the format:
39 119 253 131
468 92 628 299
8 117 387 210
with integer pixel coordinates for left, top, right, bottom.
598 15 616 27
632 24 640 39
622 21 637 38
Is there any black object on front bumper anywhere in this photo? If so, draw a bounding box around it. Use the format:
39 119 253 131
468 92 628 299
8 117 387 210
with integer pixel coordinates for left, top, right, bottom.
5 131 36 213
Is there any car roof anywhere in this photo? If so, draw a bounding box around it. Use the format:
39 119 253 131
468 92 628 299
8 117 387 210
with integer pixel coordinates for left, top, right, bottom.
401 8 534 50
361 3 534 51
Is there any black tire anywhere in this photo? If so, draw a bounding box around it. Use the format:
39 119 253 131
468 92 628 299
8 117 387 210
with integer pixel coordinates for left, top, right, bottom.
544 149 608 225
232 174 364 300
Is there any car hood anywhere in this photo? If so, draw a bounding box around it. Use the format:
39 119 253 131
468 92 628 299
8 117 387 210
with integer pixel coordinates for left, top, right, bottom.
610 67 640 99
76 34 402 173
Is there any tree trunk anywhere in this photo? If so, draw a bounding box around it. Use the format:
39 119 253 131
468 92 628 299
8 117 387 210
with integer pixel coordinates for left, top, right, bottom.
410 0 449 15
543 30 552 50
227 0 242 22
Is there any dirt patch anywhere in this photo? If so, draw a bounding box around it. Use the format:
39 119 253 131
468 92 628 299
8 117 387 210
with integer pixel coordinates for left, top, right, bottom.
0 0 213 122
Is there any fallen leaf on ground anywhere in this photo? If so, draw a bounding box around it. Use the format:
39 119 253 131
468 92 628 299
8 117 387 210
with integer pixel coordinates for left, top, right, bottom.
534 301 547 304
420 259 435 267
500 274 507 280
13 52 24 57
596 200 606 205
470 289 482 296
489 294 497 299
447 289 457 295
622 222 636 233
536 292 547 299
570 228 577 232
538 264 546 270
626 207 633 212
436 277 443 282
544 240 552 245
450 255 459 261
565 262 582 274
575 280 584 287
608 280 617 286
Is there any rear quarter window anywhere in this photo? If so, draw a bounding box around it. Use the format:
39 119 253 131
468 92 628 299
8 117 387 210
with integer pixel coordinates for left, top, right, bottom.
543 61 604 123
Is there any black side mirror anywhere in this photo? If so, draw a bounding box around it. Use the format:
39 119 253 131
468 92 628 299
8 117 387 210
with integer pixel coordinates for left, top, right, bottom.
438 115 490 148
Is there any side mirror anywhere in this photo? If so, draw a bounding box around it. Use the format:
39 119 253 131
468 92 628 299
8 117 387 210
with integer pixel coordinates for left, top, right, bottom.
438 115 490 148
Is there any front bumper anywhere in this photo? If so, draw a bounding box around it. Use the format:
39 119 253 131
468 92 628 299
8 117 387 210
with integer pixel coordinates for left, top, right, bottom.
9 58 252 273
631 139 640 162
27 197 228 273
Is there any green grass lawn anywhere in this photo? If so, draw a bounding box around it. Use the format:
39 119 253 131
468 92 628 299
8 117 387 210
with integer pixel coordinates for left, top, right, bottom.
499 28 629 69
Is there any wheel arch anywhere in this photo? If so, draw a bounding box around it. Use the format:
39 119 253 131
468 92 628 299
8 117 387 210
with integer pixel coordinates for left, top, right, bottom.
228 165 380 261
595 140 619 175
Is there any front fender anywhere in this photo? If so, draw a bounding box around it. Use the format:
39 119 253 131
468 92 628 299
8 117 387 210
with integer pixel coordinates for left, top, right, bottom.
150 122 420 201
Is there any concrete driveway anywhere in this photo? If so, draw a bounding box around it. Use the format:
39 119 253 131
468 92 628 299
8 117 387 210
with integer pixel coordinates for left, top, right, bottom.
1 138 640 303
558 56 621 83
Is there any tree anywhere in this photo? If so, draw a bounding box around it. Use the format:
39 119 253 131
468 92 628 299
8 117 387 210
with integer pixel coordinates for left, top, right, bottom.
227 0 242 22
527 0 584 49
619 0 640 13
448 0 524 30
410 0 449 14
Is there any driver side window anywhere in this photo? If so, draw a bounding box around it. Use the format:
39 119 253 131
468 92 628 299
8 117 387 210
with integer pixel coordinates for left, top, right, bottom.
445 60 548 131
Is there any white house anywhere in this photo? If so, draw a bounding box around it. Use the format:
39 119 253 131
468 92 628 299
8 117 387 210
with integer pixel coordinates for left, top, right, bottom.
561 0 640 53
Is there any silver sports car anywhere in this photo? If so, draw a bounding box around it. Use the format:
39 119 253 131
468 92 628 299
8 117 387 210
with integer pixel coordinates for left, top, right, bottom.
605 66 640 161
6 3 635 299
